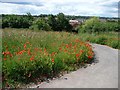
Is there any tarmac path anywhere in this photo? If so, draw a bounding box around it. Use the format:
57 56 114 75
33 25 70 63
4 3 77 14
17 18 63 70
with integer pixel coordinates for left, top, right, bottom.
30 44 118 88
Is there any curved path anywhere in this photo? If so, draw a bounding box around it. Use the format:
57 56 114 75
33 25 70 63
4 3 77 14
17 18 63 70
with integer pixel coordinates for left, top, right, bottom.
30 44 118 88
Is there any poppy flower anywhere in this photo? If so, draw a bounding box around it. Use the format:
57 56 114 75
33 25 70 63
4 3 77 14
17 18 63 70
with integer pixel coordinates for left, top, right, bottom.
75 39 80 43
34 48 39 51
51 52 55 56
18 50 25 55
3 58 7 60
5 51 10 55
64 49 67 52
28 49 31 55
24 44 26 48
80 50 84 53
30 56 34 61
59 47 62 51
66 44 69 48
88 56 92 59
76 54 80 58
52 58 54 63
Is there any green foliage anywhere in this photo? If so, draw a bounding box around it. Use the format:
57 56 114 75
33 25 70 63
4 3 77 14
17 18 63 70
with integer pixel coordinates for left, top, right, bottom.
30 18 52 31
56 13 72 31
2 14 33 28
79 17 119 33
103 22 118 32
2 13 72 32
2 29 94 88
78 32 120 49
79 17 102 33
47 13 73 32
47 15 58 31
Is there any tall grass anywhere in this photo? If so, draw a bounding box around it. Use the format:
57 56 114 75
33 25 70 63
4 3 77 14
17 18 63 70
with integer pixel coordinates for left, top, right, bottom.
78 32 120 49
2 28 94 88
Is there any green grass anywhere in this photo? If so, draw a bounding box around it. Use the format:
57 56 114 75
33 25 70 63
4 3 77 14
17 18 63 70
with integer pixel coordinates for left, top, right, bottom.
78 32 120 49
2 28 94 88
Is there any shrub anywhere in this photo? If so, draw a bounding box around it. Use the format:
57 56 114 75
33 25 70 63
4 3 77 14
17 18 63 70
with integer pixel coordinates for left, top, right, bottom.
79 17 102 33
30 18 52 31
78 17 119 33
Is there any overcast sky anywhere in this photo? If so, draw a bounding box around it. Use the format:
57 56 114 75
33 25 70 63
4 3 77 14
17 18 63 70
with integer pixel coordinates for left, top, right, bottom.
0 0 119 17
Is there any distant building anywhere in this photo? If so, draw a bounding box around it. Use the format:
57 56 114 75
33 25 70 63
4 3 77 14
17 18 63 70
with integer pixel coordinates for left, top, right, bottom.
69 20 81 28
99 19 107 22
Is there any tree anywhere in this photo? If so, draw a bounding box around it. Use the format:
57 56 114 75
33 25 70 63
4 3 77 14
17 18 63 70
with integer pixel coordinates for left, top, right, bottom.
30 18 52 31
2 13 34 28
79 17 102 33
48 15 58 31
56 13 72 32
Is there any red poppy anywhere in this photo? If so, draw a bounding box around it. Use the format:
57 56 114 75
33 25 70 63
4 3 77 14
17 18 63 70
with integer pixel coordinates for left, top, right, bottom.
24 44 26 48
3 58 7 60
59 47 62 51
51 52 55 56
18 50 25 55
10 53 13 57
64 49 67 52
2 51 11 56
34 48 39 51
66 44 69 48
88 56 92 59
30 56 34 61
76 54 80 58
75 39 80 43
80 50 84 53
52 58 54 63
5 51 10 55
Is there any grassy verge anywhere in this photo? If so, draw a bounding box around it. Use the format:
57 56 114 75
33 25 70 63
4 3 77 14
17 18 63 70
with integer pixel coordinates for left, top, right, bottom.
78 32 120 49
2 28 94 88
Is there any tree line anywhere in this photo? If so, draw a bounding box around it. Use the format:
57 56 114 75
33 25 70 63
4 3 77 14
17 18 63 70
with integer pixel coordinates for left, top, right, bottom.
2 13 119 33
2 13 72 32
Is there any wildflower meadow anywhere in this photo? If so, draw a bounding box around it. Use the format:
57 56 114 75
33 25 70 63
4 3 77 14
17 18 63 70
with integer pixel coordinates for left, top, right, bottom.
2 29 94 88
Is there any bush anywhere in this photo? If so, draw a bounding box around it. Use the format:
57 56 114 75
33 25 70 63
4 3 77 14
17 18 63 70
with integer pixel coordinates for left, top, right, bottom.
30 18 52 31
79 17 102 33
78 17 119 33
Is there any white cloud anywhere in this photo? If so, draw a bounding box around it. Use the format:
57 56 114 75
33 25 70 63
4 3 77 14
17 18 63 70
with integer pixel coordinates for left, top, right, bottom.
0 0 119 17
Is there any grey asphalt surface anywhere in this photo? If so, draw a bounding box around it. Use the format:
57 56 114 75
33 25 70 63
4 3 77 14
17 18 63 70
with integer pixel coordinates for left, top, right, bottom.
30 44 118 88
